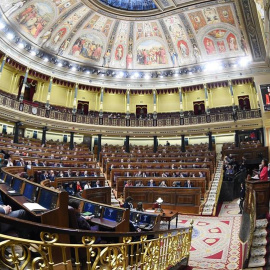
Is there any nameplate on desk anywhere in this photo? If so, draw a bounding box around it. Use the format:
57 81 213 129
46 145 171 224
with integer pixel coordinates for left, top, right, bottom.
145 210 155 213
0 180 5 184
23 203 47 211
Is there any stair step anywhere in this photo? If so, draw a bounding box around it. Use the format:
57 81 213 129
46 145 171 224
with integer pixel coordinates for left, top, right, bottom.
248 255 266 268
250 246 267 257
252 237 267 247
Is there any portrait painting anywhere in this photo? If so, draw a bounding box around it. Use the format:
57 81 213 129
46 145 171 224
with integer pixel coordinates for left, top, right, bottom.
164 16 186 41
208 29 227 39
136 40 167 66
203 7 219 24
227 33 238 51
177 40 189 57
15 2 54 39
52 27 67 44
53 0 77 14
70 34 104 62
188 11 207 32
102 19 113 37
204 37 216 55
84 15 100 29
216 5 235 26
115 44 124 60
217 41 226 53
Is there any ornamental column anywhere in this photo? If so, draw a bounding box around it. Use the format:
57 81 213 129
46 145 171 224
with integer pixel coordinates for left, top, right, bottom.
99 88 104 125
14 121 22 144
208 131 213 151
204 83 210 114
19 68 29 102
125 135 130 153
45 77 53 110
179 87 184 116
97 134 102 161
72 83 79 114
153 136 158 153
126 89 130 126
0 55 7 80
41 126 48 146
70 132 74 150
228 80 237 121
181 135 186 152
153 89 157 126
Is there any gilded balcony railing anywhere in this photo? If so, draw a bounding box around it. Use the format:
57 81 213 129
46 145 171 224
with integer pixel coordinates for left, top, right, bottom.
0 92 262 128
0 215 193 270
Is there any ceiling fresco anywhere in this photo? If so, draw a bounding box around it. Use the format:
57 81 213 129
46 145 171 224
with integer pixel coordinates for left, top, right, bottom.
0 0 259 71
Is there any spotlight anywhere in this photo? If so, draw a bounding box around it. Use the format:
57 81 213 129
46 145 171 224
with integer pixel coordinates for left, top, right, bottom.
30 51 36 56
86 70 90 74
0 22 5 29
144 74 150 79
239 57 251 67
134 72 139 78
71 66 76 71
117 71 124 78
205 61 221 72
7 33 14 40
18 43 24 49
57 62 62 67
43 57 48 62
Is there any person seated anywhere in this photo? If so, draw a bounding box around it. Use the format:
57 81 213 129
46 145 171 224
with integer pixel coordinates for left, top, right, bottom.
123 196 133 209
135 171 142 177
95 180 101 188
32 159 39 166
48 170 55 182
159 181 167 187
76 181 82 192
184 180 193 188
125 180 133 187
148 179 156 187
161 172 168 177
58 171 64 178
16 158 25 167
135 181 144 187
136 202 144 212
39 170 48 183
74 171 80 177
83 171 89 177
66 183 75 196
0 194 27 233
65 169 73 178
68 199 98 231
84 182 91 189
199 171 204 178
7 158 13 167
225 165 235 176
258 159 268 181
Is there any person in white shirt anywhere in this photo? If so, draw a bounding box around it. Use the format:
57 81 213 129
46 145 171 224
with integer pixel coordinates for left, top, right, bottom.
7 158 13 167
84 182 91 189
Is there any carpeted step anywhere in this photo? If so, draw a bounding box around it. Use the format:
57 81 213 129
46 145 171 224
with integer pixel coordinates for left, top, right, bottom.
248 255 266 268
251 246 267 257
254 228 268 238
256 219 268 229
252 236 268 247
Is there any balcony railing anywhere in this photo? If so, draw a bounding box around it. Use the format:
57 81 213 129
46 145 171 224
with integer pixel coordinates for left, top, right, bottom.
0 94 261 127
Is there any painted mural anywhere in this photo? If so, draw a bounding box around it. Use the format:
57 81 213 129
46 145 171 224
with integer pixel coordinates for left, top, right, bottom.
15 2 54 38
136 40 167 66
0 0 252 70
70 34 104 62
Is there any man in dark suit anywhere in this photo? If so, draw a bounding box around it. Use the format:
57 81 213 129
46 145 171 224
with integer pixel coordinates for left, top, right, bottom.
48 170 55 182
39 171 48 183
184 180 193 188
16 158 25 167
32 159 39 166
147 179 156 187
65 169 72 177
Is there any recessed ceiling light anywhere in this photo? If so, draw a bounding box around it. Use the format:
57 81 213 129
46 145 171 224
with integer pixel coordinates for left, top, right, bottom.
7 33 14 40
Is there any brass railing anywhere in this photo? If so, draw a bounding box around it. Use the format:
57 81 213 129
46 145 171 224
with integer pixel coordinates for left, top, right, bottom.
0 215 193 270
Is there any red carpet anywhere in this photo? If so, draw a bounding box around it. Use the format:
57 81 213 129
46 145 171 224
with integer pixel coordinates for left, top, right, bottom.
178 215 242 270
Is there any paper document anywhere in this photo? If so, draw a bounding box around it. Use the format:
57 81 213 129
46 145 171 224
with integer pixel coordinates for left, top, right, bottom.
23 203 46 211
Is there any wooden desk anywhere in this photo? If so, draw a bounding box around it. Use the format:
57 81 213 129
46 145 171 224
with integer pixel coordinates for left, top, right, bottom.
125 187 201 214
81 187 111 205
91 218 119 229
146 209 178 230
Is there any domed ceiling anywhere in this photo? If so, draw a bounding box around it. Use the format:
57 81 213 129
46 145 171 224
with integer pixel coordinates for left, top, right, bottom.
0 0 257 73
